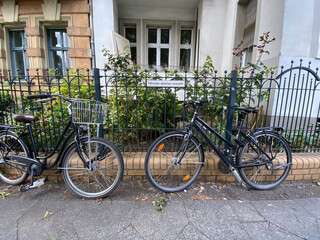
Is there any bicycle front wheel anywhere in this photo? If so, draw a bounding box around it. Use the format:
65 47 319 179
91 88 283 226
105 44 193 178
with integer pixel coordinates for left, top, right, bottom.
62 137 124 199
237 131 292 190
0 131 29 185
145 131 204 193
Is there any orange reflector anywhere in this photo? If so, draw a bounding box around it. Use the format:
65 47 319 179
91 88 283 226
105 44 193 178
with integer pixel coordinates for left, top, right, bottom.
158 144 164 151
183 175 190 181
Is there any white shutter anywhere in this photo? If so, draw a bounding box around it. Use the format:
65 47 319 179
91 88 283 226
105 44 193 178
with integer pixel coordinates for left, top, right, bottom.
243 0 257 47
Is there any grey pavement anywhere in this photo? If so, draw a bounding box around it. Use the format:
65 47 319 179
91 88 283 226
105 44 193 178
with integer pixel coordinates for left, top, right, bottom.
0 180 320 240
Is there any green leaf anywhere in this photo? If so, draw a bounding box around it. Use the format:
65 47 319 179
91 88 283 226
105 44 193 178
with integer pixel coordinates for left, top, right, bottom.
44 210 49 219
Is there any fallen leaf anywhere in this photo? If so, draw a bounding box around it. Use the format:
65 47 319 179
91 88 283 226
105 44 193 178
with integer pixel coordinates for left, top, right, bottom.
44 210 54 219
141 196 148 201
44 211 49 219
96 198 103 205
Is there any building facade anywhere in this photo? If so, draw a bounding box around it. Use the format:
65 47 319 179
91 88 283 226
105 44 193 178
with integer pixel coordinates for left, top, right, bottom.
0 0 92 75
92 0 320 73
1 0 319 74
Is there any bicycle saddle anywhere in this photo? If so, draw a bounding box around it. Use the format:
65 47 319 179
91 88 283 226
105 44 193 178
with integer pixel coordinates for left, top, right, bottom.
235 107 259 114
13 114 38 123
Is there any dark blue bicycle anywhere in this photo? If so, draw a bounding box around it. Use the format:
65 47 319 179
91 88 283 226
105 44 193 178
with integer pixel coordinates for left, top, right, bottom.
145 100 292 193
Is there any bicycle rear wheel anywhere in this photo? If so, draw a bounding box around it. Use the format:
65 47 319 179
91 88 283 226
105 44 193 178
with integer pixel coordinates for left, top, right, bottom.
0 131 29 185
237 131 292 190
145 131 204 193
62 137 124 199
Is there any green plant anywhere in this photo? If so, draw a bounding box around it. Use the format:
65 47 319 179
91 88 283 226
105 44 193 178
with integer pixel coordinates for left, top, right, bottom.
103 50 182 145
285 129 320 152
152 196 169 212
313 178 320 186
18 69 97 151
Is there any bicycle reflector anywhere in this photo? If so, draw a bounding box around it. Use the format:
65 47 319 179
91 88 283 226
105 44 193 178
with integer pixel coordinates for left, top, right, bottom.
157 144 164 151
183 175 190 181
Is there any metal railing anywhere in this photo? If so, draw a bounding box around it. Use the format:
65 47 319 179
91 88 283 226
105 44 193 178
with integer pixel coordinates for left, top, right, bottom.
0 61 319 154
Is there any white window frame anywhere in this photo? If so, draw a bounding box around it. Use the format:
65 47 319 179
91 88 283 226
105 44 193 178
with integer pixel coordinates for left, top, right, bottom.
123 25 137 63
120 19 141 65
120 20 195 69
179 27 194 69
147 27 171 68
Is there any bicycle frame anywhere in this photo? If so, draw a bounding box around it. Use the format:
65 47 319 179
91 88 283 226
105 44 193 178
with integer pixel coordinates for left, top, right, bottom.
190 115 236 168
2 116 88 170
187 111 273 170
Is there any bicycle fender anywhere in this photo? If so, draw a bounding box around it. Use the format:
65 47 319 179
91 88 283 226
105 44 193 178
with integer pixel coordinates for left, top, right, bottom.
252 129 292 147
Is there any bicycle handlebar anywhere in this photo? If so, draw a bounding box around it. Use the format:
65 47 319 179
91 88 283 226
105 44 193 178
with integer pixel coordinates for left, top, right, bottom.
26 93 51 99
26 93 72 103
183 99 213 107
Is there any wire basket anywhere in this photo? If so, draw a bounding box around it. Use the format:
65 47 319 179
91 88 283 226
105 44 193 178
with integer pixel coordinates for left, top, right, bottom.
71 99 108 125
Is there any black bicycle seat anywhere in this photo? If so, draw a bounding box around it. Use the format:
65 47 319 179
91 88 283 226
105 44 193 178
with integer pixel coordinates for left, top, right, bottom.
235 107 259 114
13 114 38 123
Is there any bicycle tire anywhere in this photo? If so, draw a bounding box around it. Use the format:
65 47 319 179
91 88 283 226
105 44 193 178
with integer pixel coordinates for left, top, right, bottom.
0 131 29 185
62 137 124 199
237 131 292 190
145 131 204 193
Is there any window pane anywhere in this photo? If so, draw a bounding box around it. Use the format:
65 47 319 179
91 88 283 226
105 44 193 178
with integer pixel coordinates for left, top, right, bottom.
49 30 62 47
161 29 169 44
63 32 69 47
148 48 156 66
180 49 191 68
14 51 25 74
161 48 169 67
148 29 157 43
51 50 63 74
181 30 192 44
64 51 71 69
12 31 23 47
125 27 137 43
131 47 137 64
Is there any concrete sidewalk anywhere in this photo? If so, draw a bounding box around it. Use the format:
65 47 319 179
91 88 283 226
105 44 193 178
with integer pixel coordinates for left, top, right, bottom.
0 180 319 240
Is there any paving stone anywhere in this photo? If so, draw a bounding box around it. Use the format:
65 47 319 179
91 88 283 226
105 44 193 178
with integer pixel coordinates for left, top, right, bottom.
73 200 135 239
176 224 209 240
0 198 35 240
228 200 265 222
294 198 320 218
17 199 85 240
111 224 144 240
252 200 319 239
185 200 249 239
132 200 188 240
242 222 302 240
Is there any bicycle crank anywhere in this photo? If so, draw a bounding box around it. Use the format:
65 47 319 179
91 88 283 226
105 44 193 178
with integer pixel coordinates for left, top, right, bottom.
9 155 43 176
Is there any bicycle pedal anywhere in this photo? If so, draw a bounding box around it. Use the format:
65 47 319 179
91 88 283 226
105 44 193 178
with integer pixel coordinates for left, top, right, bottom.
29 178 45 189
20 185 30 192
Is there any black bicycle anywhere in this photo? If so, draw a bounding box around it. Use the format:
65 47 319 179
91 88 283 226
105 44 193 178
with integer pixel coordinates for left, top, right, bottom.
145 100 293 193
0 93 124 199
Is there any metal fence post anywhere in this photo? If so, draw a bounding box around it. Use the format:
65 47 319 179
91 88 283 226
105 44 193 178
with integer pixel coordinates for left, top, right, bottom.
93 68 103 138
226 70 237 147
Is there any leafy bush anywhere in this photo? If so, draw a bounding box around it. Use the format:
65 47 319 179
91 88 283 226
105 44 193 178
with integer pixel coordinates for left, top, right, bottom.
103 49 182 145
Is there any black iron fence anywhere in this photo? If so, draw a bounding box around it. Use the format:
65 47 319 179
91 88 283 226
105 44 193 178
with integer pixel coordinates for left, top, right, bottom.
0 61 320 153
